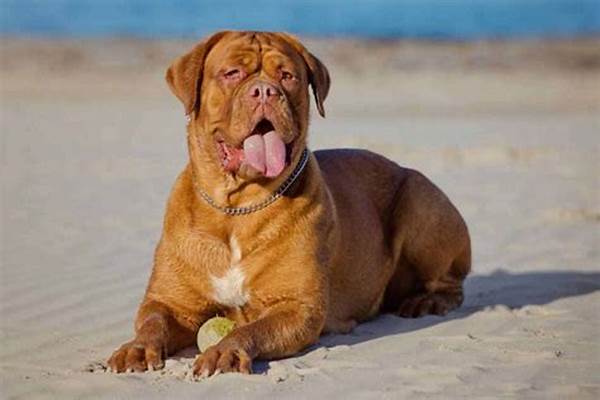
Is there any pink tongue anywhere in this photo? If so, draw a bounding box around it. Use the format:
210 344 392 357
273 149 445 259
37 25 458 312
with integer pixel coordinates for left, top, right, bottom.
243 131 286 177
263 131 286 177
242 134 265 174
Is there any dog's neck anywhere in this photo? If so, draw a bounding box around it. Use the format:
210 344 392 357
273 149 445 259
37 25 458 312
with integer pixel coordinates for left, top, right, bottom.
187 127 307 211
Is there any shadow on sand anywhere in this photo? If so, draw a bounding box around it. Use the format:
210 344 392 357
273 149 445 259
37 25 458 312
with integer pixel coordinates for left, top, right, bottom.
318 269 600 347
250 269 600 373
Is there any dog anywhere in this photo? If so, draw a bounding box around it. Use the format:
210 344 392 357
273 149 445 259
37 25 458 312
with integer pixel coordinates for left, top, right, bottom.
107 31 471 376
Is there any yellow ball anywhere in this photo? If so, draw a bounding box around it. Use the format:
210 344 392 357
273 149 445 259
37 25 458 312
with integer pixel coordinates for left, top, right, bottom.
196 317 236 353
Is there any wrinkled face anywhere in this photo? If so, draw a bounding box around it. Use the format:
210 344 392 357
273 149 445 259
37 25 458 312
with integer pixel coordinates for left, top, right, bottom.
166 31 329 181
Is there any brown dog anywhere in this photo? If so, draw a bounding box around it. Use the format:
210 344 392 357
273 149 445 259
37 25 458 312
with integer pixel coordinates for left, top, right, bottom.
107 31 470 376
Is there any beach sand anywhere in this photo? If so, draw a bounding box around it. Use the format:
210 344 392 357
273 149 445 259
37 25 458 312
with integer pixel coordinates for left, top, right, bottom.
1 37 599 399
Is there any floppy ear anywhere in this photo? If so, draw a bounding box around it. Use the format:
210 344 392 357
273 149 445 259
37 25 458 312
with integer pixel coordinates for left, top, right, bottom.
276 33 331 118
304 50 330 118
165 31 230 117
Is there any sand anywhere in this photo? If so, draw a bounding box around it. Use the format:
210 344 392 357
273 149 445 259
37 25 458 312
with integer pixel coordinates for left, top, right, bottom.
1 37 599 399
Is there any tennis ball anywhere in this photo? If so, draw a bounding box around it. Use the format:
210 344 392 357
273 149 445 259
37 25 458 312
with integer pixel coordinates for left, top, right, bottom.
196 317 236 353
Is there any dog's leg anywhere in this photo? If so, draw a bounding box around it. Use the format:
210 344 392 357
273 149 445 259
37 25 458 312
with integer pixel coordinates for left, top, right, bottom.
389 244 470 318
192 299 324 377
383 170 471 318
382 253 469 318
395 266 466 318
107 300 197 372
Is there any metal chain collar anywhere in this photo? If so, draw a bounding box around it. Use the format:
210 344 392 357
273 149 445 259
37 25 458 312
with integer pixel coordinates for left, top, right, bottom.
195 148 310 216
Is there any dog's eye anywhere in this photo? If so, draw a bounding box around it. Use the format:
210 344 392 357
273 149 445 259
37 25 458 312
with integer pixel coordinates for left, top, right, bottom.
223 69 241 80
281 71 294 81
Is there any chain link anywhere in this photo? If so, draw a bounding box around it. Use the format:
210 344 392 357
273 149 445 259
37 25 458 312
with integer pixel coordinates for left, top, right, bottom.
196 148 310 216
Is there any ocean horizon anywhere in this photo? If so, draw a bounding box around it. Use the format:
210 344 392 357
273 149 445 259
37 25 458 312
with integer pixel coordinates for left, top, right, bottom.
1 0 599 40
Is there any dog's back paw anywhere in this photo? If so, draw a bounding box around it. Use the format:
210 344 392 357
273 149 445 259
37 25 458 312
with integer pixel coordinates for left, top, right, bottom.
396 291 464 318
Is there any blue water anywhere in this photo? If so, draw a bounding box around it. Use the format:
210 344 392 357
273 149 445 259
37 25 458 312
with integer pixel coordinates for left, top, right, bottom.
1 0 599 39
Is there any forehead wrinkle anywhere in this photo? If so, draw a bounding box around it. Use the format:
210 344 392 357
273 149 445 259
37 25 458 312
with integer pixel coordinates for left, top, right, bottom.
251 32 264 70
205 33 259 66
258 34 304 65
254 32 302 68
261 50 306 81
206 50 256 75
229 51 258 66
204 32 305 78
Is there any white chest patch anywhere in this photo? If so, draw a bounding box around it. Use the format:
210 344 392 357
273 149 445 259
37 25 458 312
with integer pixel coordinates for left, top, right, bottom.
209 236 249 308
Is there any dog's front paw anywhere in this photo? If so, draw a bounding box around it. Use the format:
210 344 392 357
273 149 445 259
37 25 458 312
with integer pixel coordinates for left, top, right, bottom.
193 342 252 377
107 338 166 373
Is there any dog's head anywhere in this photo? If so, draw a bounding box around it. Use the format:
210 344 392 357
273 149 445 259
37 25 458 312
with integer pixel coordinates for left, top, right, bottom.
166 31 330 181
